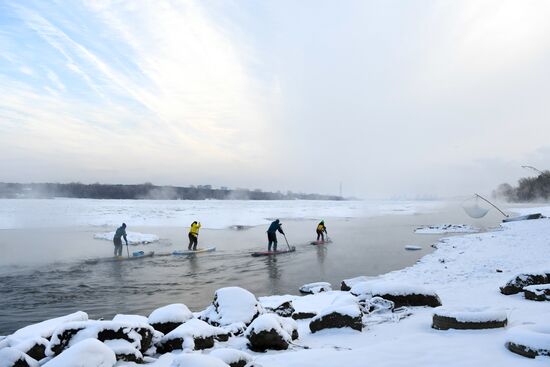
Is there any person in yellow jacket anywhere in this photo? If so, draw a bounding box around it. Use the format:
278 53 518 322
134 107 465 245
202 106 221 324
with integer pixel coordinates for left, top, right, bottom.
188 221 201 250
316 220 327 242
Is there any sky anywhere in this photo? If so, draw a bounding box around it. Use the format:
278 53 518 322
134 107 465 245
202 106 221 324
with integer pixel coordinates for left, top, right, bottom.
1 0 550 199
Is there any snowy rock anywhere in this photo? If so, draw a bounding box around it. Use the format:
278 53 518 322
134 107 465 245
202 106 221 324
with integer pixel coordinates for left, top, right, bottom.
148 303 194 334
199 287 263 328
159 318 227 352
264 300 295 318
432 307 507 330
103 339 143 363
209 348 253 367
506 323 550 358
499 271 550 295
340 276 372 291
299 282 332 294
48 320 154 356
245 314 294 352
290 292 341 320
523 283 550 301
42 338 116 367
309 304 363 333
94 231 159 244
350 281 442 308
171 353 230 367
10 311 88 341
0 336 49 362
0 348 38 367
112 314 149 324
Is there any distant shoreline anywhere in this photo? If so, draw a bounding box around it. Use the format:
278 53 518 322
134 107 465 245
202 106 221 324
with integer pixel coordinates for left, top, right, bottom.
0 182 345 201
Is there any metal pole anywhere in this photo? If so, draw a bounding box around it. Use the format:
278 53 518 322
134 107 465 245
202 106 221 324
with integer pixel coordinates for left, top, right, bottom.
475 193 509 218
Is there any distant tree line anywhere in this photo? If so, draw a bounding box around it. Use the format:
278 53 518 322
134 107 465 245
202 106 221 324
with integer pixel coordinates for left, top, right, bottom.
0 182 344 201
493 171 550 202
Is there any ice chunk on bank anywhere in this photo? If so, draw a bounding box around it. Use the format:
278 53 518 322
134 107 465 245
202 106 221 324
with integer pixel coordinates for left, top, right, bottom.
94 231 159 244
299 282 332 294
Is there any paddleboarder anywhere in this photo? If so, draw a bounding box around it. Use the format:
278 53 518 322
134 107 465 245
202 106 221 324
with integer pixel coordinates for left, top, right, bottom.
316 220 327 241
267 219 284 252
188 221 201 250
113 223 128 256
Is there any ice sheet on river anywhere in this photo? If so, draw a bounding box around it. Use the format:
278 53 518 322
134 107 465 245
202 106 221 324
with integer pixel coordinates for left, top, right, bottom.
0 198 443 229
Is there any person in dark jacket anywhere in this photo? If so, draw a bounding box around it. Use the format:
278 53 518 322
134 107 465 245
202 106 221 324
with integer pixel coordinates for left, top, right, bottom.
267 219 284 252
113 223 128 256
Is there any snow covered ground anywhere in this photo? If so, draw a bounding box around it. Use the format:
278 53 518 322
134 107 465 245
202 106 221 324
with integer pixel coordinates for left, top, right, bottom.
0 198 442 229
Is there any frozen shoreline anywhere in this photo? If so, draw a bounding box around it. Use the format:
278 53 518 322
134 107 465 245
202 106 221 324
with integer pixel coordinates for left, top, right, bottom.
2 206 549 366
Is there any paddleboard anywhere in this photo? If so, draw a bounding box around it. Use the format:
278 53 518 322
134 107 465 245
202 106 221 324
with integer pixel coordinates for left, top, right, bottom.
172 247 216 255
110 251 155 261
310 239 333 245
251 246 296 257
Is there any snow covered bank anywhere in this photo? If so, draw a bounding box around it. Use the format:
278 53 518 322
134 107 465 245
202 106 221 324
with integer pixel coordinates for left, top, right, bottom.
94 231 159 244
0 198 442 229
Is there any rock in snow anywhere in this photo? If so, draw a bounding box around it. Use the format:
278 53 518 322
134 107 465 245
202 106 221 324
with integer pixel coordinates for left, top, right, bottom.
505 323 550 358
299 282 332 294
159 318 227 352
209 348 253 367
43 339 116 367
245 314 295 352
350 281 442 308
0 347 38 367
340 276 372 291
47 320 154 357
148 303 194 334
199 287 263 328
499 271 550 295
432 307 508 330
523 283 550 301
309 304 363 333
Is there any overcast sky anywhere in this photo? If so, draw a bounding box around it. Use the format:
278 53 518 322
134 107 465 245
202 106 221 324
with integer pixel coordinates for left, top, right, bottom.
1 0 550 198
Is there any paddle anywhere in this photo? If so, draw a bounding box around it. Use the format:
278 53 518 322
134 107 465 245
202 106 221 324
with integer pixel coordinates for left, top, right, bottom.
126 242 130 258
282 233 292 251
